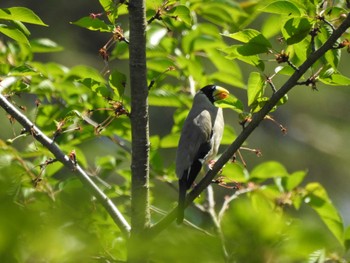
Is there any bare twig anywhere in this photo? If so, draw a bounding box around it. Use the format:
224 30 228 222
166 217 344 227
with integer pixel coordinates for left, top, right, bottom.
0 93 131 237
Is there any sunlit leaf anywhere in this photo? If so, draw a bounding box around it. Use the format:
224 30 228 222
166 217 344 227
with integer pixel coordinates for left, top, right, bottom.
250 161 289 181
71 17 112 32
30 38 63 53
247 72 265 106
0 24 29 44
221 125 237 145
109 70 127 99
0 7 47 26
149 89 183 107
281 170 307 191
9 64 39 76
160 133 180 148
167 5 192 26
319 69 350 86
222 45 265 71
68 65 106 83
261 15 282 39
281 17 311 45
304 182 344 246
260 1 301 16
221 162 249 182
99 0 118 23
215 94 244 113
225 29 271 55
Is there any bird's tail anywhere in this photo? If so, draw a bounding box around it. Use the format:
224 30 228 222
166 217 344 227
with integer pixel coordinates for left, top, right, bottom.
177 179 187 224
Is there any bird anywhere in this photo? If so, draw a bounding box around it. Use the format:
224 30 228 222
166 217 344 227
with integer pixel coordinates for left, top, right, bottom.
176 84 229 224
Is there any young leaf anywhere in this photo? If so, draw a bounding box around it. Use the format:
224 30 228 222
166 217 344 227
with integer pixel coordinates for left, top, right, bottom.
304 182 344 246
109 70 127 99
250 161 289 181
30 38 64 53
281 170 307 191
0 7 47 26
225 29 271 55
260 1 301 16
214 94 244 113
71 17 112 32
222 45 265 71
0 24 29 44
167 5 192 26
99 0 118 23
281 17 312 45
247 72 265 106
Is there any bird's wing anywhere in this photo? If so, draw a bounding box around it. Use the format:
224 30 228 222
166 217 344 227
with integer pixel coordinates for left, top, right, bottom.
175 109 213 179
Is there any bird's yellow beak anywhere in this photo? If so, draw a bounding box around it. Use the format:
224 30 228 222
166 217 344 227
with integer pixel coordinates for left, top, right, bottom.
213 86 230 101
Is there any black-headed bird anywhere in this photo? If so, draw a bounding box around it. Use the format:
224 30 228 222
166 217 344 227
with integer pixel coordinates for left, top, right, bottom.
176 85 229 224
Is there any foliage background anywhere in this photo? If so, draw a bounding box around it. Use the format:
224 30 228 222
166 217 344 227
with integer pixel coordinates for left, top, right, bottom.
1 0 350 262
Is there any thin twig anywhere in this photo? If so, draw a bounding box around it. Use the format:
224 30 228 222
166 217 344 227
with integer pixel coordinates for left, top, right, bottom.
0 94 131 237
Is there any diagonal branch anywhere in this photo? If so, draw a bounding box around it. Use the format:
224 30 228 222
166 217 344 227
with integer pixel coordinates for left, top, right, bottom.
147 13 350 238
0 93 131 237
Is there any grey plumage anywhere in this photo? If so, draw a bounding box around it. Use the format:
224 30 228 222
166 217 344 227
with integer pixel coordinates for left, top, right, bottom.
176 85 228 224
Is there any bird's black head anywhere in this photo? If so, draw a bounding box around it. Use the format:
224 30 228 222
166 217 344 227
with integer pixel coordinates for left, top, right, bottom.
200 85 217 103
200 85 229 104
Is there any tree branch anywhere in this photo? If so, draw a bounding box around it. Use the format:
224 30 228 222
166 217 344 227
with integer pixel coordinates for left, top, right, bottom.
129 0 150 232
0 93 131 237
147 12 350 238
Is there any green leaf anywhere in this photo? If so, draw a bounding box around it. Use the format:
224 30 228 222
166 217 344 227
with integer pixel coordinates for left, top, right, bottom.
281 170 307 191
222 45 265 71
9 64 39 76
0 7 47 26
79 78 111 98
250 97 271 113
209 72 245 89
319 68 350 86
214 94 244 113
149 89 183 107
160 133 180 148
281 18 312 45
30 38 63 53
261 15 282 39
318 26 341 68
221 125 237 145
344 225 350 250
260 1 301 16
247 72 265 106
109 70 127 99
304 182 344 246
167 5 192 26
0 24 29 44
68 65 106 83
221 162 249 182
206 49 242 78
99 0 118 23
71 17 112 32
225 29 271 55
250 161 289 181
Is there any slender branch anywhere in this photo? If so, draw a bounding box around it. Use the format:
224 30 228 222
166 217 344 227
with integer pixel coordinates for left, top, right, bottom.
0 93 131 237
147 12 350 238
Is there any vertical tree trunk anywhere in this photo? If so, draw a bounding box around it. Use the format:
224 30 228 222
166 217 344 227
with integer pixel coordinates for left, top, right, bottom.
128 0 150 261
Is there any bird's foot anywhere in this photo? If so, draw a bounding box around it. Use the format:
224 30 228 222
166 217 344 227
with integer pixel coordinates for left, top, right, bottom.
208 160 216 170
208 160 223 174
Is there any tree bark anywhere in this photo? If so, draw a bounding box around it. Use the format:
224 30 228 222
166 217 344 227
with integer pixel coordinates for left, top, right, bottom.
128 0 150 261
